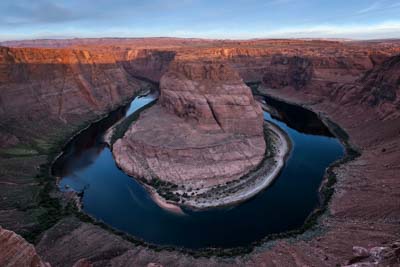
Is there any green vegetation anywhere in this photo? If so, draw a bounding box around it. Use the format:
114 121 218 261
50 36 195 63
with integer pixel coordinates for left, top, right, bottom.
1 146 39 157
18 131 77 243
246 81 262 93
23 169 65 243
148 177 180 201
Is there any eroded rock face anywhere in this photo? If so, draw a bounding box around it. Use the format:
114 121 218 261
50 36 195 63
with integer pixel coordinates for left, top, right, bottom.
160 61 264 135
0 226 50 267
360 55 400 107
0 46 174 144
262 56 314 90
122 49 176 82
113 60 265 189
345 241 400 266
305 54 400 121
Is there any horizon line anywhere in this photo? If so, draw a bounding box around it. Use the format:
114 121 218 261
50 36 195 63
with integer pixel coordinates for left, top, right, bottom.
1 36 400 43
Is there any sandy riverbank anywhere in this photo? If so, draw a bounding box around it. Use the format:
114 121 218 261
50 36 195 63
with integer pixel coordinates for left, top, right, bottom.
144 185 185 214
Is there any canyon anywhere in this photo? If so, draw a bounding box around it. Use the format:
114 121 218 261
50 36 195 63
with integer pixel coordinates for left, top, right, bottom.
0 38 399 266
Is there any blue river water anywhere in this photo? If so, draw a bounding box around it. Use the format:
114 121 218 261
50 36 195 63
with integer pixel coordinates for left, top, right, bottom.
54 93 344 249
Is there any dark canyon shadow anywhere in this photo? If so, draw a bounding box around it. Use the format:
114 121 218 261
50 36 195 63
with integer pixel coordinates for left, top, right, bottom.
263 96 333 137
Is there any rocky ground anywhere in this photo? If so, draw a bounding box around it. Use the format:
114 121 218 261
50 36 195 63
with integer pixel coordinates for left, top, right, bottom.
0 226 50 266
0 38 399 266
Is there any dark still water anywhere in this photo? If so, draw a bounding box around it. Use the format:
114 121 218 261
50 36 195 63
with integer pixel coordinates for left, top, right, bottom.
54 94 344 249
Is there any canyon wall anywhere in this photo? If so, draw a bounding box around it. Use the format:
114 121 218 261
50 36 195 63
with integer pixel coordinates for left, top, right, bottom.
0 47 137 124
0 46 176 149
120 49 175 82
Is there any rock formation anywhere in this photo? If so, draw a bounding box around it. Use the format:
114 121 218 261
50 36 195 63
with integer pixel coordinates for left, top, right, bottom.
0 226 50 267
113 60 265 191
345 241 400 266
359 54 400 115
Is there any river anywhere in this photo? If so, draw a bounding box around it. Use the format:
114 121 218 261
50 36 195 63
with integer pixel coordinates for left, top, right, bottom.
53 92 344 249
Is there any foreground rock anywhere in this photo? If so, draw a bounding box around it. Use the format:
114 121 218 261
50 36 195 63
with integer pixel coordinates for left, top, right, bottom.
113 60 267 207
345 241 400 266
35 217 231 267
0 226 50 267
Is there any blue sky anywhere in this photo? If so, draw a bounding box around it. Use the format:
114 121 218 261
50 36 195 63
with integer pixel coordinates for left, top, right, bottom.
1 0 400 41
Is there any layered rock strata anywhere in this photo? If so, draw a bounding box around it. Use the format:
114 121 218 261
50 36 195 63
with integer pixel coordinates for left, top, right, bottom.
113 60 266 201
0 226 50 267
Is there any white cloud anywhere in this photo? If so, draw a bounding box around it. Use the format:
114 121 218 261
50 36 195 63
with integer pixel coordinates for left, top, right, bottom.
164 21 400 39
263 21 400 39
357 1 382 14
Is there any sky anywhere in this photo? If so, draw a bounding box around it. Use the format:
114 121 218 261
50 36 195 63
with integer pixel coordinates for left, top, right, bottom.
1 0 400 41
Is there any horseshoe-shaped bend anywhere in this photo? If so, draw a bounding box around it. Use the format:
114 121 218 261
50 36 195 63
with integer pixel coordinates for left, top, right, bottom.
54 60 344 249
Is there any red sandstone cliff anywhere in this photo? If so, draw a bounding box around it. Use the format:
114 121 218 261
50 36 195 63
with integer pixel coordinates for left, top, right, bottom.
0 226 50 267
0 46 176 152
160 60 264 135
359 54 400 117
0 47 135 123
